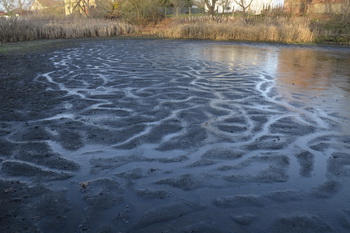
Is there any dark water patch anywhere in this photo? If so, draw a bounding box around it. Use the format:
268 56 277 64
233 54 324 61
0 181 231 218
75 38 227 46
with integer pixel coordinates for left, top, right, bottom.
217 124 248 133
231 214 257 225
157 154 189 163
0 139 16 156
134 202 205 229
269 214 334 233
328 153 350 177
115 167 160 180
244 136 292 150
15 143 79 171
19 125 53 141
311 181 341 199
177 221 226 233
338 210 350 230
81 178 124 211
263 190 303 203
217 165 234 171
213 194 264 208
222 116 248 125
155 174 204 191
33 191 68 232
186 159 217 168
225 166 289 184
270 117 317 136
58 130 84 150
202 148 244 160
296 151 315 177
136 188 171 200
0 179 59 233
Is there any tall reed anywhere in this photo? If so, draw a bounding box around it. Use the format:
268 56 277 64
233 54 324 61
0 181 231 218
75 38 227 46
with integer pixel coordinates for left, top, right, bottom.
0 16 138 43
147 17 315 43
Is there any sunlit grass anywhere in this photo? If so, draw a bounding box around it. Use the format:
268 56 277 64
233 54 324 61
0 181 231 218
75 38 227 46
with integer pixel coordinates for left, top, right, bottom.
144 16 315 43
0 16 138 43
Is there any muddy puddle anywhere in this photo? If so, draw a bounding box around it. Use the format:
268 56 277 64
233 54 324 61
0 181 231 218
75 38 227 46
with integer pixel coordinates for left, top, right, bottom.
1 39 350 232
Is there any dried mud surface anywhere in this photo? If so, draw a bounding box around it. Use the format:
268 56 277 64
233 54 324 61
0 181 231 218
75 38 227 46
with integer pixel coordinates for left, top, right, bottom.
1 38 350 233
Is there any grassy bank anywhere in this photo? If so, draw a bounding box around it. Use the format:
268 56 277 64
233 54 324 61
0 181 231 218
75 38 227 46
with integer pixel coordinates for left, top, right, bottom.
145 17 315 44
0 17 138 43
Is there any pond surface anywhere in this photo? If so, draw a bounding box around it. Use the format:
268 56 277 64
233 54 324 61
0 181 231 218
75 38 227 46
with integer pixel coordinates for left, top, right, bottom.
1 39 350 232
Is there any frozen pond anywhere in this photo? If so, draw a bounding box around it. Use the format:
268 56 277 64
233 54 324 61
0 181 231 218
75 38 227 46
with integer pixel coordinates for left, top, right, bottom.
1 38 350 232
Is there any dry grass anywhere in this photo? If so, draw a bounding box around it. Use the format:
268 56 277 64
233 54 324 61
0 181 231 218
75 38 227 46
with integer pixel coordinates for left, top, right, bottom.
145 16 315 43
3 15 347 45
0 17 139 43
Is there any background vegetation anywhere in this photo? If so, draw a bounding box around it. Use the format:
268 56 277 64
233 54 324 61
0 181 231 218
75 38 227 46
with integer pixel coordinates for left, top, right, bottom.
0 0 349 44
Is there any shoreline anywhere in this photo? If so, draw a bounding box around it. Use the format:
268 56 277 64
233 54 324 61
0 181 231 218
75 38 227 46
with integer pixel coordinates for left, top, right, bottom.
1 36 350 58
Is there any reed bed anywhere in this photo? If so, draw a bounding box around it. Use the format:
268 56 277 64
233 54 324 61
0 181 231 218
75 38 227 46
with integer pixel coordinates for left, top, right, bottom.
148 17 315 43
3 15 346 44
0 17 138 43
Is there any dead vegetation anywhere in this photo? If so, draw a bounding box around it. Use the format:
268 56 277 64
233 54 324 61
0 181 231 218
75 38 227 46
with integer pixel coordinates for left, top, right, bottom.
143 16 315 43
0 16 138 43
0 14 349 45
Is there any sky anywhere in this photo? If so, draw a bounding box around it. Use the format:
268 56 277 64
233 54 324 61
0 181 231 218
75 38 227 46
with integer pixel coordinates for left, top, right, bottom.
213 0 285 14
274 0 284 5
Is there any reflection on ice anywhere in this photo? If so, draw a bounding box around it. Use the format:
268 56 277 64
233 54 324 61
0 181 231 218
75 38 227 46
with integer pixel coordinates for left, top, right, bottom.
276 47 350 120
198 42 350 121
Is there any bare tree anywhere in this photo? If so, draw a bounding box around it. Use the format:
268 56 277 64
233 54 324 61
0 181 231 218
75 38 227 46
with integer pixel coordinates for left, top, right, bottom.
172 0 193 15
233 0 253 14
343 0 350 22
120 0 165 23
171 0 187 16
16 0 26 10
217 0 230 14
0 0 15 12
0 0 34 12
95 0 121 17
201 0 219 16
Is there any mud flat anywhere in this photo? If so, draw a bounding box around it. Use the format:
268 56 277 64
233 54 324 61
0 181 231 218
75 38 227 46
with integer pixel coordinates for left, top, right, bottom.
1 38 350 232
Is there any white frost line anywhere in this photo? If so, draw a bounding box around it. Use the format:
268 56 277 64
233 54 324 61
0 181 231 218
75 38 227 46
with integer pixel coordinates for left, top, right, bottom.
2 159 75 175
